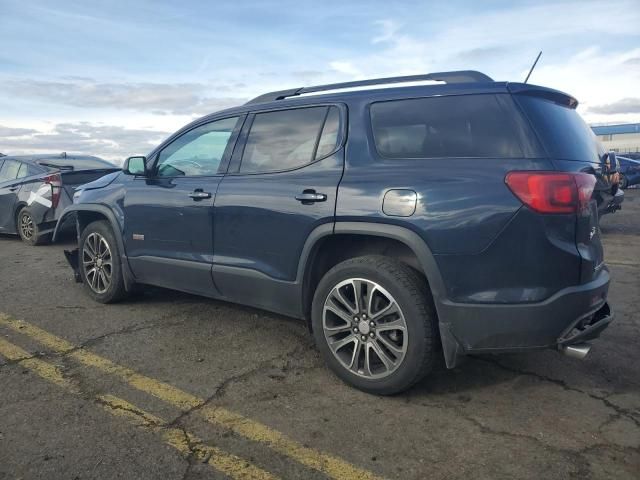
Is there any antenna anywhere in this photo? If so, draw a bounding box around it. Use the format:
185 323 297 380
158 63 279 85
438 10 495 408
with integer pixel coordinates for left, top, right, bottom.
524 51 542 84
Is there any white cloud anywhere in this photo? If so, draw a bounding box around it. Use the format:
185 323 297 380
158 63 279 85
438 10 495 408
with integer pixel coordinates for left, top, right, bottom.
531 47 640 123
588 98 640 115
0 122 171 163
324 3 640 123
0 78 247 116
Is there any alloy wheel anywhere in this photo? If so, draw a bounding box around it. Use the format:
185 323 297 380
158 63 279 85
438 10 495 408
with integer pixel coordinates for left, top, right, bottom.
82 232 113 294
20 213 35 240
322 278 408 379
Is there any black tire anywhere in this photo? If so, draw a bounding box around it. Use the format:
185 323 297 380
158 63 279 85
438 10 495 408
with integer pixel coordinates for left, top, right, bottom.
620 174 628 190
79 220 128 303
311 255 438 395
16 208 51 246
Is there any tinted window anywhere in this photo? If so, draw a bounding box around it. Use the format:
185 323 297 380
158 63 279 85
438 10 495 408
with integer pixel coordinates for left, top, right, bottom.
316 107 340 158
516 95 603 163
157 117 239 177
17 163 30 179
240 107 328 173
0 160 21 182
370 94 523 159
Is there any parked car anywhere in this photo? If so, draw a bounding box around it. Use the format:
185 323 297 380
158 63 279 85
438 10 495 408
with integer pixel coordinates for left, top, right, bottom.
56 71 614 394
618 155 640 189
595 151 623 215
0 153 119 245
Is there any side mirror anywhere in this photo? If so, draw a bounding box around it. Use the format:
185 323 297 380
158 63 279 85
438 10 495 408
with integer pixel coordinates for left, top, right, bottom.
123 156 147 175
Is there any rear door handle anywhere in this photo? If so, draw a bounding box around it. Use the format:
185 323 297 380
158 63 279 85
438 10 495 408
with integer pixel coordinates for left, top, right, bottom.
188 190 211 200
295 190 327 203
8 186 19 192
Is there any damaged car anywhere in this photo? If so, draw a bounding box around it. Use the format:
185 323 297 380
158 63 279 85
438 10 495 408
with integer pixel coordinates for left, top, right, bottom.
57 71 615 394
0 153 119 245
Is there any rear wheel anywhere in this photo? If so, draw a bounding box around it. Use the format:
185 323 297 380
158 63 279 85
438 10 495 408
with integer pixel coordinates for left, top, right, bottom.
79 220 128 303
620 174 628 190
17 208 50 246
311 255 437 395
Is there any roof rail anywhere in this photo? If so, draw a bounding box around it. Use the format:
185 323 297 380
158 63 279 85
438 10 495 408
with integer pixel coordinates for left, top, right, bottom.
246 70 493 105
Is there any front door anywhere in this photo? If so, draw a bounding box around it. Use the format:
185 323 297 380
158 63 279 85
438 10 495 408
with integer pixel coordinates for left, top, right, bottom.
212 105 345 315
123 116 243 297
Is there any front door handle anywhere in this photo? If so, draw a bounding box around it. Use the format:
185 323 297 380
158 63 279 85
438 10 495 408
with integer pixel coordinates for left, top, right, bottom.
295 190 327 204
188 189 211 200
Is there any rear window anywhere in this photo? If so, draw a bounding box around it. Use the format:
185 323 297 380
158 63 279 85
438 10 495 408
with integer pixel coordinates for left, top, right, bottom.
370 94 524 159
516 95 603 163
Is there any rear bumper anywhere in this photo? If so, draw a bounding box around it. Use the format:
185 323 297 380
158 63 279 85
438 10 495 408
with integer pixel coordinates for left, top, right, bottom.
437 267 613 367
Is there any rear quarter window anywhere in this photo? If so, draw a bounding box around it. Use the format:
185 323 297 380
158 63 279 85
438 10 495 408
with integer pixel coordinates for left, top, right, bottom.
515 95 603 163
370 94 525 159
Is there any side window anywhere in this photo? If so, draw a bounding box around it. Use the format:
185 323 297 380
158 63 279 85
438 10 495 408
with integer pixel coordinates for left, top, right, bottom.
240 106 332 173
370 94 523 159
0 160 21 182
316 106 340 159
157 117 239 177
17 163 30 179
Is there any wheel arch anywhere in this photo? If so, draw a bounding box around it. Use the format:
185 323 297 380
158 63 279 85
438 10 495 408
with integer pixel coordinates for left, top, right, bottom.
299 222 447 324
13 201 28 234
298 221 461 368
55 204 136 291
54 205 126 254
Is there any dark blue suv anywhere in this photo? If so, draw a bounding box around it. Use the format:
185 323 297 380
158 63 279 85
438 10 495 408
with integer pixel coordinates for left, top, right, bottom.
57 71 615 394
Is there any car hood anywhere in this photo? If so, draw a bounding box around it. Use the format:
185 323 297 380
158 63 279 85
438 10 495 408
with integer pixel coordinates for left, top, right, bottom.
76 170 122 191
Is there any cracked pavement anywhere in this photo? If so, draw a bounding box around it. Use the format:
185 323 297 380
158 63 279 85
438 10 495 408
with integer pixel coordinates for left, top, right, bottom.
0 190 639 479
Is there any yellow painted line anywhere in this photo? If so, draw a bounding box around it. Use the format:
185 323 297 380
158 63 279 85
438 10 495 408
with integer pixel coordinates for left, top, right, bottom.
100 395 278 480
0 338 278 480
0 337 79 392
0 314 385 480
201 406 382 480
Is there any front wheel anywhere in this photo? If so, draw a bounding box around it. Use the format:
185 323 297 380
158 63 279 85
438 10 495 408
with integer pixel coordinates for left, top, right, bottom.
311 256 438 395
79 220 128 303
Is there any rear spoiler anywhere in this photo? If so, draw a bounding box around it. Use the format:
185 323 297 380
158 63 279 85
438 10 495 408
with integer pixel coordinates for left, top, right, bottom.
507 82 578 109
37 162 75 171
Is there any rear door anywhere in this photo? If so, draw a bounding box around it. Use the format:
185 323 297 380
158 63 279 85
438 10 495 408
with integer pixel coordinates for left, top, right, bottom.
212 105 345 314
123 116 243 297
0 160 23 232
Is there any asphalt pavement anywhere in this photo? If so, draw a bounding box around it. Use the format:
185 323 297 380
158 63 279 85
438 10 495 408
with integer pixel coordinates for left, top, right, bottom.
1 191 639 480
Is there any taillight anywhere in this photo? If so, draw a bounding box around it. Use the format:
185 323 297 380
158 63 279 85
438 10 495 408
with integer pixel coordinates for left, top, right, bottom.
43 173 62 208
505 171 596 214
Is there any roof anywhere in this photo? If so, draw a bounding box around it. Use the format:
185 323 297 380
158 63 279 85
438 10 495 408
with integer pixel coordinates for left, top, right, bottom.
591 123 640 136
246 70 494 105
0 153 105 163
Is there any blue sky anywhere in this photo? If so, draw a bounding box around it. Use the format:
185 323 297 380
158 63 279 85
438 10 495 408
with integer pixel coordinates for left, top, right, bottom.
1 0 639 161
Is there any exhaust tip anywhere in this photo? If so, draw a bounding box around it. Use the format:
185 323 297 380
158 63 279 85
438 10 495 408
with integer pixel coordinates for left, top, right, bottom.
561 343 592 360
